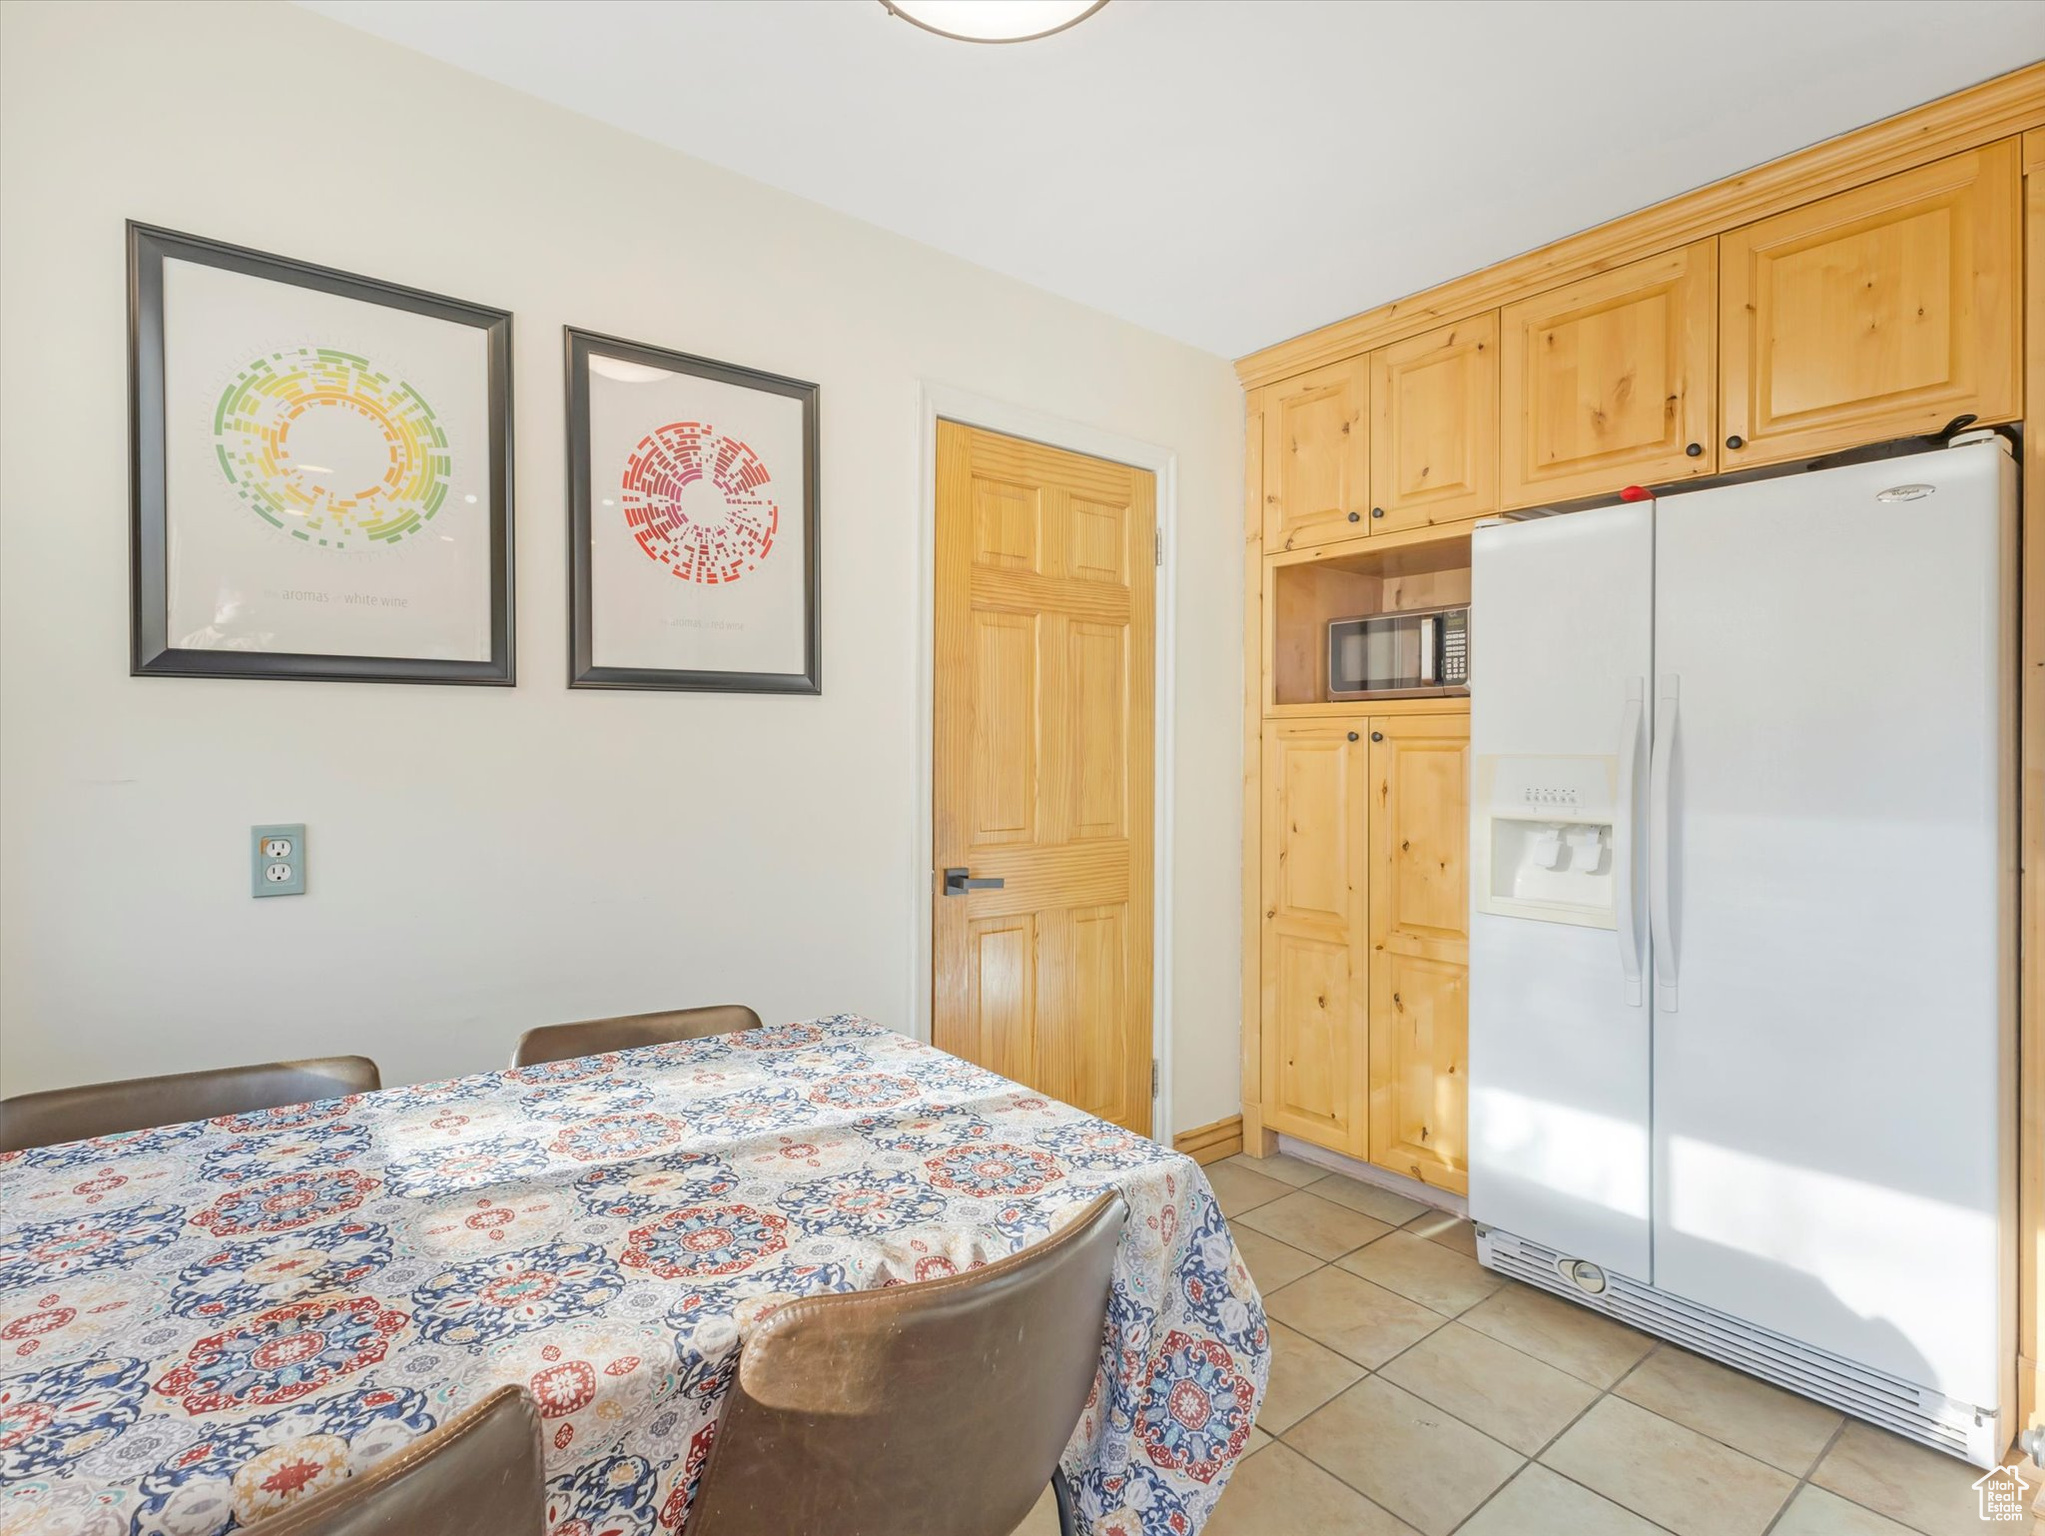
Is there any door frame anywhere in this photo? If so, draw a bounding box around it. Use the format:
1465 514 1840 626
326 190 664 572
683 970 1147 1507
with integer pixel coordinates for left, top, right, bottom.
910 382 1178 1145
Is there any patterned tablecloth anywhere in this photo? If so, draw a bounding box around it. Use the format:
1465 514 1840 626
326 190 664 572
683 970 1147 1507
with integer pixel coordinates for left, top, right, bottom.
0 1016 1269 1536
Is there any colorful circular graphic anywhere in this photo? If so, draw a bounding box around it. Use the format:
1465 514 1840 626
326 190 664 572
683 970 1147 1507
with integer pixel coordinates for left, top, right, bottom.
620 421 779 583
213 349 450 549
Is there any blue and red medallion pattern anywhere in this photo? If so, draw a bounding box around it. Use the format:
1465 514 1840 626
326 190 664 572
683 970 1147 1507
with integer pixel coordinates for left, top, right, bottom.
1135 1330 1259 1484
774 1169 950 1237
0 1015 1266 1535
619 1205 787 1281
152 1297 408 1415
0 1356 149 1479
923 1142 1064 1199
412 1242 626 1346
169 1222 392 1321
574 1151 739 1224
548 1113 691 1164
186 1170 380 1238
0 1205 186 1291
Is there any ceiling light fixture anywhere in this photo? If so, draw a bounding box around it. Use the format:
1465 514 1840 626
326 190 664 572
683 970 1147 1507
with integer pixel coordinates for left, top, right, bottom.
881 0 1107 44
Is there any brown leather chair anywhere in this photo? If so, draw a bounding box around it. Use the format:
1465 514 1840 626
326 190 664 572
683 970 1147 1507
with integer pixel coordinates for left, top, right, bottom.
249 1384 543 1536
510 1005 763 1068
684 1189 1128 1536
0 1055 382 1153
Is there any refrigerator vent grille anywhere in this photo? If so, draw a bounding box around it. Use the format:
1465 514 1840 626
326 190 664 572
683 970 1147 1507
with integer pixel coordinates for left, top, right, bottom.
1480 1230 1989 1465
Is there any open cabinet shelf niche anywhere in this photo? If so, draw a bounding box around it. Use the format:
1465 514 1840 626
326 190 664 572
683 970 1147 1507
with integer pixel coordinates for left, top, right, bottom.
1264 529 1473 712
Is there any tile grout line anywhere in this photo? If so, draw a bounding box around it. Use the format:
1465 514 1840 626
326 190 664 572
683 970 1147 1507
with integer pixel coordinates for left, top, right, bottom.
1754 1418 1848 1536
1438 1342 1671 1534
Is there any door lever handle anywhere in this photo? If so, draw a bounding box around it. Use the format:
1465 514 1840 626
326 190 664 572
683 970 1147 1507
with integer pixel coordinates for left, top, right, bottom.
941 867 1005 897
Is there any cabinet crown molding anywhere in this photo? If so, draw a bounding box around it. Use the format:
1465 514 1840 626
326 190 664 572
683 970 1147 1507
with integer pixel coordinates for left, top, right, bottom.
1235 60 2045 389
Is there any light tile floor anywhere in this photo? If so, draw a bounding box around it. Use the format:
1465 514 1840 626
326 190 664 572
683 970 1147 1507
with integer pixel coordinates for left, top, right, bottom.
1014 1150 2045 1536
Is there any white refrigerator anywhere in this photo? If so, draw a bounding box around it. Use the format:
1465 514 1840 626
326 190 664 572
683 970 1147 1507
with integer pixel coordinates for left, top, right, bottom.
1467 436 2017 1467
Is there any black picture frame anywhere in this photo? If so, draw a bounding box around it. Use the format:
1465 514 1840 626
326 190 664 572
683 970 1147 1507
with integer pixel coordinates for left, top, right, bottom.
566 327 820 694
128 222 515 684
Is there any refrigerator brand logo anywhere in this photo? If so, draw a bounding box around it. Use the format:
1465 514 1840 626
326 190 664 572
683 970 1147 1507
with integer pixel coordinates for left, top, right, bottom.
1876 483 1935 502
1973 1463 2030 1522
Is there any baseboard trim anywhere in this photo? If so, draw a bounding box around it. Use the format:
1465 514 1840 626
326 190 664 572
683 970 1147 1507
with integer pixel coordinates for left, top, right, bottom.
1173 1115 1244 1166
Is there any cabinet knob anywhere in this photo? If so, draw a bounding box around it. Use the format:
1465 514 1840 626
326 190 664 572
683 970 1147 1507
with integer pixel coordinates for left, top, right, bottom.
1685 442 1703 457
1725 435 1745 450
1347 510 1361 523
1347 731 1359 741
1370 731 1384 742
1371 507 1386 519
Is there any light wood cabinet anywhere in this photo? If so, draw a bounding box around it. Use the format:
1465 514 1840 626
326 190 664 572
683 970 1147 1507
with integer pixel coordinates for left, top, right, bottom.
1259 720 1369 1155
1370 313 1499 531
1258 710 1472 1174
1500 240 1717 508
1720 141 2022 467
1261 357 1371 553
1366 716 1470 1194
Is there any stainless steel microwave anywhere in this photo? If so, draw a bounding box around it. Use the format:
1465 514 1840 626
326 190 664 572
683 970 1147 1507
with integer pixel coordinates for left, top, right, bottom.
1327 605 1469 699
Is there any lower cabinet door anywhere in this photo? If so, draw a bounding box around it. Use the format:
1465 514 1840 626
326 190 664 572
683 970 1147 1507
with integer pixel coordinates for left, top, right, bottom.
1366 715 1470 1193
1260 721 1370 1157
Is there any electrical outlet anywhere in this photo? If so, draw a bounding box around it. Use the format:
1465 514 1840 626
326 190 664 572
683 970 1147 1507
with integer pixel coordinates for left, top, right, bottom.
252 823 305 897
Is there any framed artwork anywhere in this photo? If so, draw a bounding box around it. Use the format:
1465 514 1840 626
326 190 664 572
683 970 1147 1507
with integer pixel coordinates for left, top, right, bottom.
128 223 514 684
566 328 820 693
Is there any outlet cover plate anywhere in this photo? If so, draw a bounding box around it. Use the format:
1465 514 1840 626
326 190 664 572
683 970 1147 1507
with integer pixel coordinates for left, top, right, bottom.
252 823 305 897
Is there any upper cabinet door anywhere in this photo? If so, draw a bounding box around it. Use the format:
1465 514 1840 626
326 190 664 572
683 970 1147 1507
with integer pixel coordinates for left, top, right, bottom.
1262 357 1371 552
1720 141 2021 468
1501 240 1717 509
1370 313 1500 532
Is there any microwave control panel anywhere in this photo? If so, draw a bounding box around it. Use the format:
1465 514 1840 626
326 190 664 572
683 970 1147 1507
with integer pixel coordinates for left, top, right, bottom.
1442 611 1468 686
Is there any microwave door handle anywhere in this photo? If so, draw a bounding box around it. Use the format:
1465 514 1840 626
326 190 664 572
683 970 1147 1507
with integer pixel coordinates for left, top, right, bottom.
1418 615 1437 685
1614 679 1645 1006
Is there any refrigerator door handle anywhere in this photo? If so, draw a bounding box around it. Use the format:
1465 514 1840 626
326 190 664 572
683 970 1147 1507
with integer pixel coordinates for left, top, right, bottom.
1650 673 1679 1012
1614 678 1645 1006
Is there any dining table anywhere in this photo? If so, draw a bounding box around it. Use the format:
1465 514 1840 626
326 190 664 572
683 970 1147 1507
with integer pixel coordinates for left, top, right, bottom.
0 1014 1270 1536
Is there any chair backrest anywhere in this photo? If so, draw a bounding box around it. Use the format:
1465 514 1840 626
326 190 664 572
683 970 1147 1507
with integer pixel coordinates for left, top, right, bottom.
684 1189 1128 1536
0 1055 382 1153
510 1005 763 1067
248 1384 544 1536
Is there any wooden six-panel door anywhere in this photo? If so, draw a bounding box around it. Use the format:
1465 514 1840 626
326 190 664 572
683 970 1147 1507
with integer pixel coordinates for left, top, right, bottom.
932 422 1155 1134
1260 720 1370 1156
1366 715 1470 1194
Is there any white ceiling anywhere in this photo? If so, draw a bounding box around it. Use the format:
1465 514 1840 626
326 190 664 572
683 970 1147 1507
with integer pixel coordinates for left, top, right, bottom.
302 0 2044 359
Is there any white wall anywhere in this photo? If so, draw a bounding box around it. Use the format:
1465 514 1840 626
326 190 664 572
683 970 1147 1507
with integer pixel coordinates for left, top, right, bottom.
0 0 1247 1132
